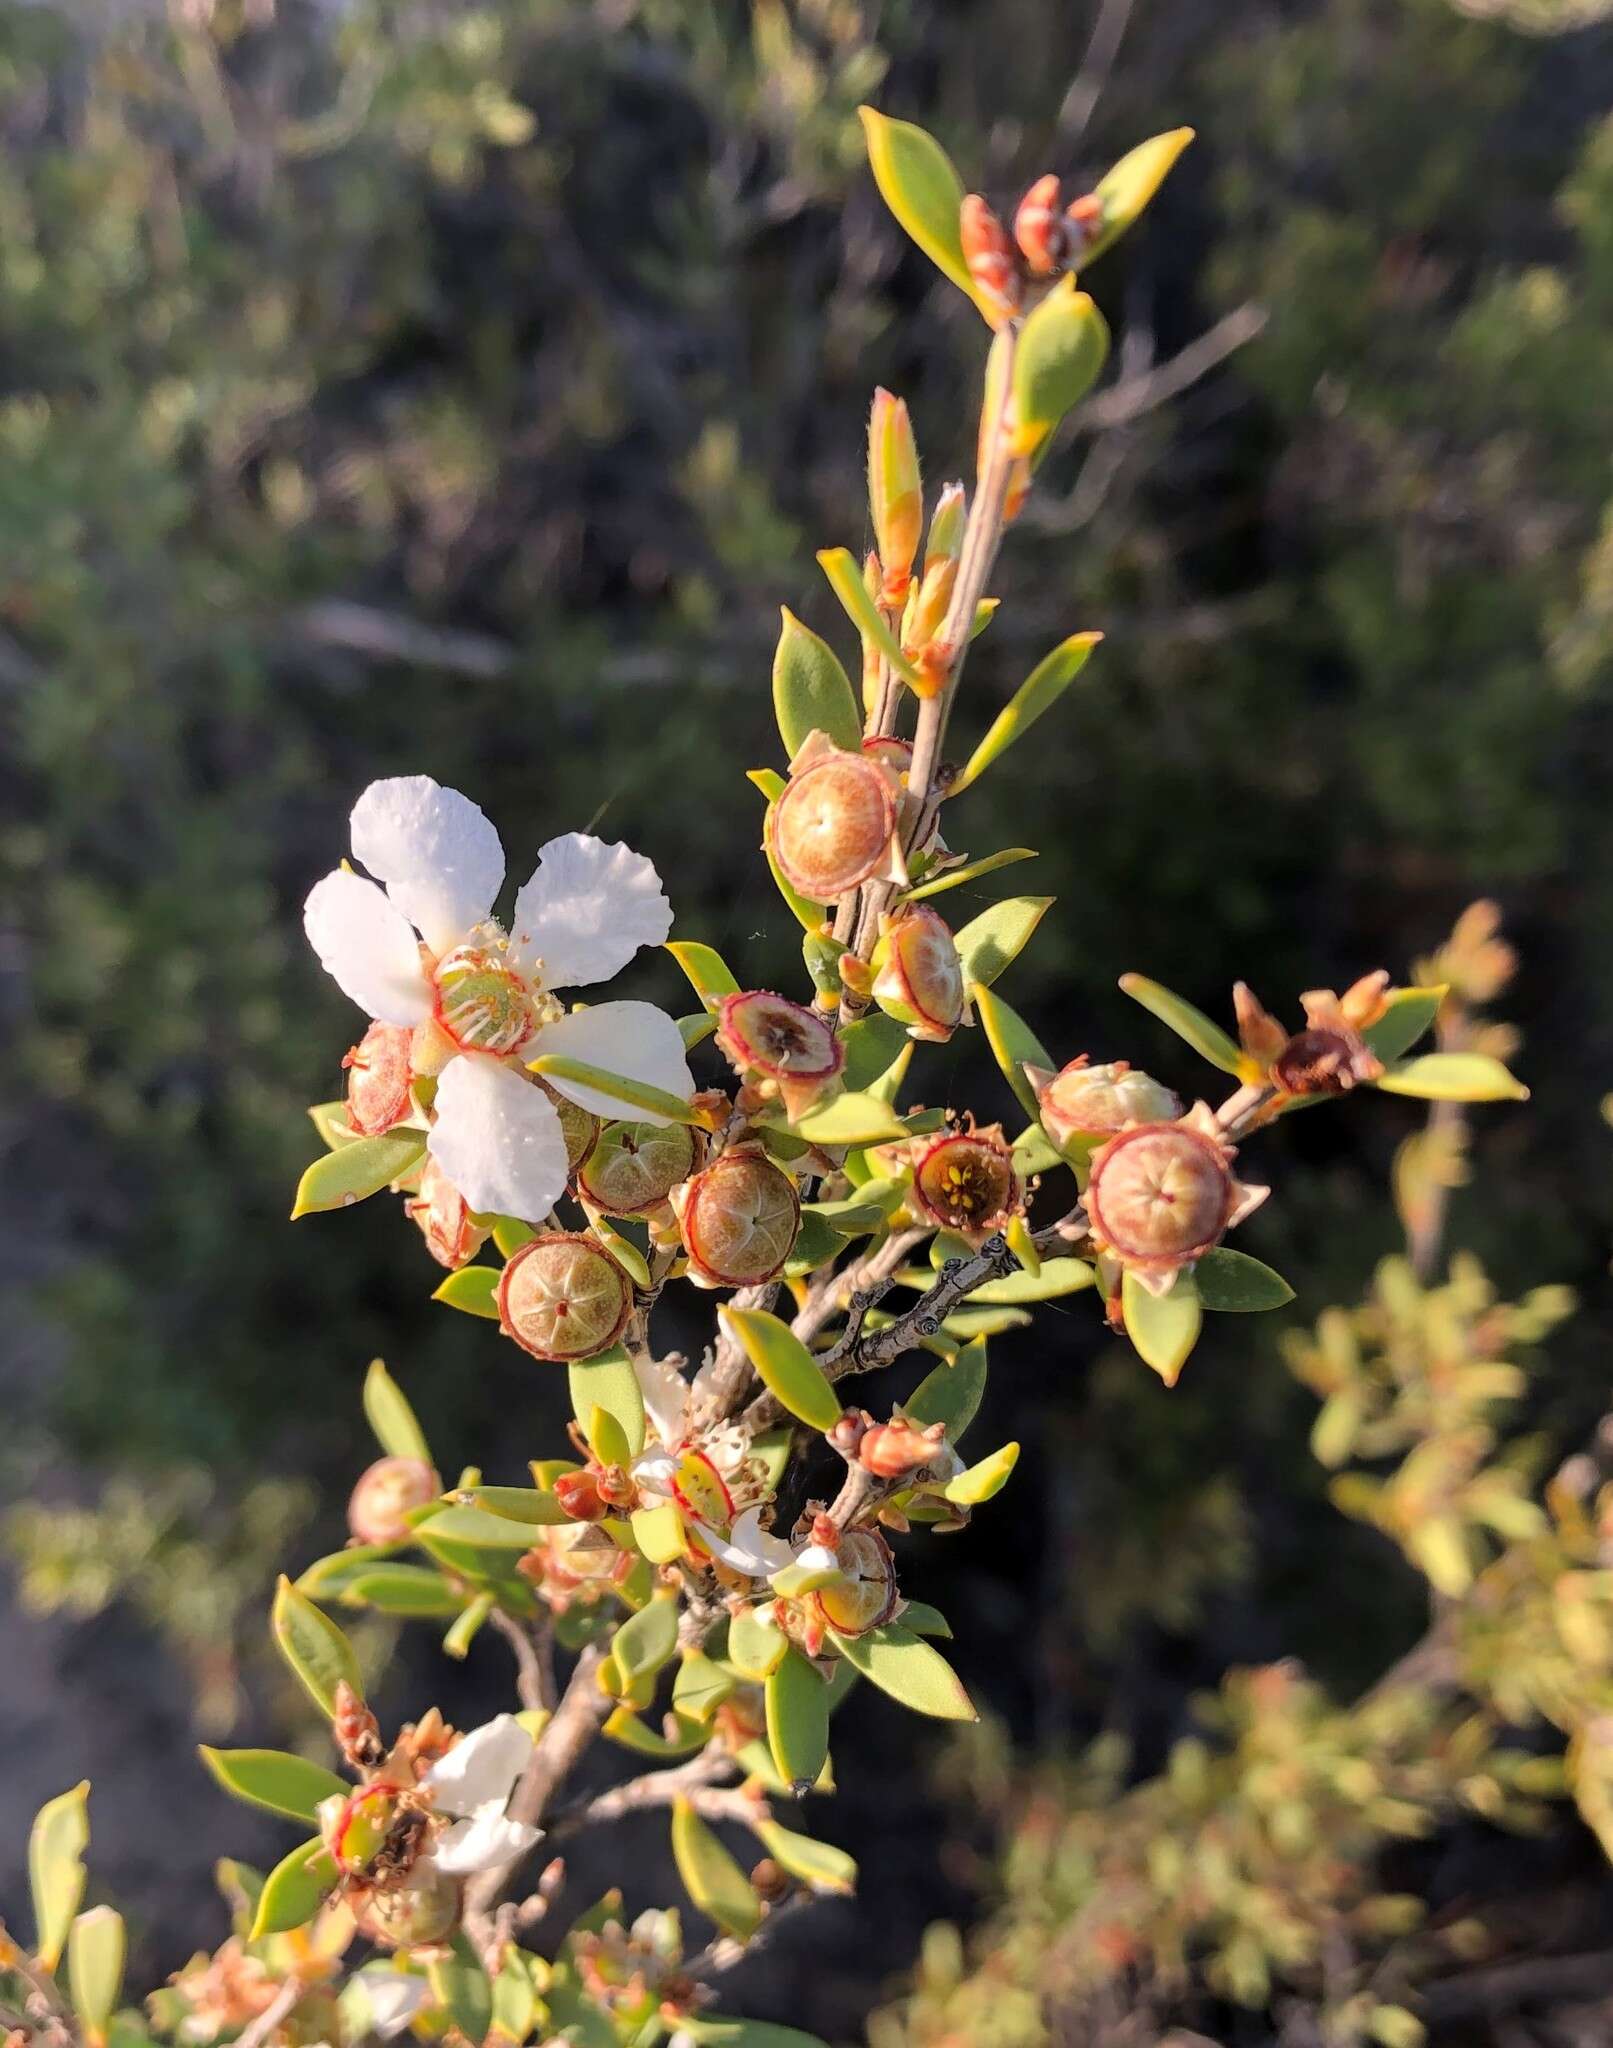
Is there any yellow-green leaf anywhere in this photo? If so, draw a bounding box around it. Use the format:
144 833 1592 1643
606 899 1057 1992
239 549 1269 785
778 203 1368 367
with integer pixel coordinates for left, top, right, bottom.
1011 281 1109 461
568 1346 646 1457
719 1307 843 1431
29 1781 89 1970
754 1818 855 1892
1083 128 1196 266
526 1052 704 1126
1373 1052 1528 1103
613 1596 681 1686
729 1606 789 1682
1118 972 1246 1077
773 608 862 757
250 1836 335 1941
673 1650 737 1723
671 1798 763 1940
1194 1247 1295 1312
816 547 926 693
904 1337 988 1443
943 1440 1020 1505
666 941 742 1010
342 1565 465 1617
857 106 973 299
1122 1268 1203 1386
432 1266 501 1319
307 1101 359 1150
1362 985 1446 1064
291 1129 425 1218
971 982 1054 1122
971 1258 1094 1305
954 896 1053 989
787 1090 908 1146
828 1624 977 1721
901 848 1038 901
198 1748 349 1825
362 1358 431 1464
952 634 1102 796
67 1906 124 2036
631 1502 688 1566
271 1576 362 1717
602 1708 708 1759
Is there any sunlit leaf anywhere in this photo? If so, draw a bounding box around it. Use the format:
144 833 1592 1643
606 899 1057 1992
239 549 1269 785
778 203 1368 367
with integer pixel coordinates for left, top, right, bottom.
250 1836 335 1941
754 1817 854 1891
857 107 973 298
772 608 863 756
952 634 1102 796
29 1782 88 1970
1373 1052 1528 1103
671 1798 762 1940
1118 972 1245 1077
943 1441 1020 1505
954 896 1054 988
901 848 1038 901
816 547 927 693
569 1346 646 1458
970 1258 1094 1304
1362 985 1446 1064
271 1577 362 1717
432 1266 501 1319
197 1748 349 1825
787 1091 908 1146
613 1596 681 1686
362 1358 432 1464
827 1624 977 1721
1083 128 1196 267
1122 1268 1202 1386
720 1307 843 1431
527 1052 705 1127
290 1129 425 1218
1010 282 1109 461
67 1906 125 2036
904 1338 988 1443
666 941 742 1010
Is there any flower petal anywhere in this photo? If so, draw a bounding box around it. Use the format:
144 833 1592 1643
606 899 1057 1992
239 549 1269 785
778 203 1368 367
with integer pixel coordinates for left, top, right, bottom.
633 1353 692 1450
531 1001 694 1124
510 834 672 988
631 1449 680 1498
424 1713 535 1817
304 869 432 1025
428 1059 569 1222
431 1807 540 1877
354 1975 431 2039
351 776 505 956
699 1506 797 1581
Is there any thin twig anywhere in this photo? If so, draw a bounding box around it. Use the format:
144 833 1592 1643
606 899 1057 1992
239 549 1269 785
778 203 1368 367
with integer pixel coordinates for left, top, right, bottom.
488 1607 557 1713
234 1980 302 2048
549 1753 757 1840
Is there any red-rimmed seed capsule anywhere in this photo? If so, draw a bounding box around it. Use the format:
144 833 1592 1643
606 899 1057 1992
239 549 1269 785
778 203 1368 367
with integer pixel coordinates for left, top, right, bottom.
352 1867 460 1949
320 1784 406 1878
1084 1105 1268 1294
406 1156 490 1270
348 1455 440 1545
672 1147 800 1289
872 906 966 1043
768 742 897 902
910 1124 1020 1243
577 1118 701 1218
343 1022 415 1136
534 1076 601 1175
810 1528 899 1638
497 1232 634 1362
1026 1057 1182 1152
715 989 845 1122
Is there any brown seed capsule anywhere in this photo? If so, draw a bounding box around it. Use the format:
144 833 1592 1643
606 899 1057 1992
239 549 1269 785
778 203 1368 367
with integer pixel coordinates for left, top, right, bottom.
405 1156 490 1270
1014 172 1068 275
343 1021 414 1136
672 1146 800 1289
497 1231 634 1362
716 989 845 1122
348 1455 440 1545
960 194 1023 328
578 1118 701 1218
911 1125 1020 1242
871 906 966 1043
352 1866 460 1949
810 1528 899 1638
534 1076 601 1175
1085 1106 1267 1292
1027 1057 1182 1151
769 743 897 901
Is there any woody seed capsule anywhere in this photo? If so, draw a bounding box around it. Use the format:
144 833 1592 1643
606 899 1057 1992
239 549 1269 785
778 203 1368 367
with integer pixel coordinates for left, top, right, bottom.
348 1455 440 1545
911 1125 1020 1242
535 1076 601 1174
769 745 896 901
343 1021 414 1136
1029 1057 1182 1151
809 1528 899 1638
406 1155 490 1270
672 1147 800 1289
498 1231 634 1362
578 1118 701 1218
872 906 966 1043
716 989 845 1122
353 1867 460 1949
1084 1115 1242 1286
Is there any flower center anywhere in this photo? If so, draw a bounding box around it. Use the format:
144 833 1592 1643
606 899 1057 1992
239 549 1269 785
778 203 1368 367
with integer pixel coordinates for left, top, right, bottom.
431 935 546 1055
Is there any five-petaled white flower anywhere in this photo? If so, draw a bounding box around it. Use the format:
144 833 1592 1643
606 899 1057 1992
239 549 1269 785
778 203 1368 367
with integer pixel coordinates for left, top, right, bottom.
304 775 692 1221
423 1713 540 1876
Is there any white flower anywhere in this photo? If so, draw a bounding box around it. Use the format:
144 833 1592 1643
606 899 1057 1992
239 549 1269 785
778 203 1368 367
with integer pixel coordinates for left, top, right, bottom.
304 776 692 1220
345 1972 430 2041
423 1714 540 1876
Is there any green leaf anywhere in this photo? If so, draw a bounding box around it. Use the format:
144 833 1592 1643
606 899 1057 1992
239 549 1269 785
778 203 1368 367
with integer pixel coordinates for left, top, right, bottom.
838 1014 911 1092
68 1906 125 2035
1374 1052 1528 1103
421 1505 555 1550
588 1403 633 1470
857 106 973 299
754 1818 854 1893
290 1129 425 1218
1011 1122 1063 1178
954 897 1054 989
952 634 1102 796
1362 985 1446 1064
1194 1247 1296 1312
602 1708 708 1758
895 1601 952 1638
527 1051 703 1126
901 848 1039 901
666 940 742 1010
613 1597 681 1686
828 1624 977 1721
1084 128 1196 267
470 1486 570 1524
816 547 926 693
197 1748 350 1825
579 1205 653 1289
362 1358 432 1464
681 1012 718 1051
492 1214 536 1258
905 1337 988 1443
631 1501 688 1566
971 1258 1094 1305
671 1798 763 1940
442 1587 493 1657
271 1576 363 1717
1011 282 1109 461
673 1650 737 1724
761 804 829 933
719 1307 843 1431
1122 1269 1203 1386
684 2020 832 2048
250 1836 335 1941
568 1346 646 1457
432 1266 501 1318
944 1440 1020 1505
428 1943 492 2045
748 768 787 803
772 608 863 757
1118 972 1245 1077
786 1090 908 1146
29 1781 89 1970
307 1101 359 1150
729 1606 789 1682
343 1565 466 1617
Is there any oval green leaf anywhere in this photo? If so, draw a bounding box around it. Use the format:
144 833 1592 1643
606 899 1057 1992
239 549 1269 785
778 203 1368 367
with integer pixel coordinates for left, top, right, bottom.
904 1337 988 1444
568 1346 646 1458
291 1129 425 1218
68 1906 125 2033
788 1090 908 1146
857 106 973 299
952 634 1102 796
613 1597 681 1686
271 1576 363 1717
671 1797 763 1941
342 1566 467 1618
827 1624 977 1722
943 1440 1020 1506
1373 1052 1528 1103
666 941 742 1010
971 1258 1094 1305
954 896 1054 989
250 1836 336 1941
773 608 862 758
432 1266 501 1319
1194 1247 1296 1312
1362 985 1446 1064
719 1307 843 1431
1118 972 1245 1077
1011 281 1109 460
29 1781 89 1971
755 1817 853 1892
198 1747 350 1824
362 1358 432 1463
1122 1268 1203 1386
1084 128 1196 267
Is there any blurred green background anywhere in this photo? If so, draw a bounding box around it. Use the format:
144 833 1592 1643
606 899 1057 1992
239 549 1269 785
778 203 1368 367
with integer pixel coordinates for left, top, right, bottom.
7 0 1613 2038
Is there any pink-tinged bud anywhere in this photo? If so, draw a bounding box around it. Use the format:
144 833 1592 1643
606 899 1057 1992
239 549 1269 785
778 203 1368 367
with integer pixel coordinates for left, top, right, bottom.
497 1231 635 1362
863 734 914 778
577 1118 702 1218
671 1146 800 1289
353 1867 459 1950
925 480 967 569
343 1022 414 1136
911 1124 1021 1243
333 1681 384 1771
552 1468 610 1522
871 907 966 1043
768 742 898 902
828 1411 871 1459
320 1784 406 1878
348 1455 440 1545
406 1156 491 1270
715 990 845 1123
429 940 541 1057
1064 191 1106 255
1028 1057 1182 1152
858 1420 946 1480
960 194 1023 328
868 389 923 604
534 1076 601 1174
1014 173 1068 275
1084 1105 1268 1293
810 1528 898 1638
903 481 966 661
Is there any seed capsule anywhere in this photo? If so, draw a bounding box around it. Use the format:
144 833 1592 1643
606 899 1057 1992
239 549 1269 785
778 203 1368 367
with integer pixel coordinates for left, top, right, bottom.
321 1784 405 1878
535 1076 601 1174
1084 1106 1267 1292
497 1231 634 1362
960 194 1023 328
768 741 897 901
406 1155 490 1270
911 1125 1020 1242
1027 1057 1182 1151
578 1118 701 1218
716 989 845 1122
810 1528 899 1638
344 1022 415 1136
518 1522 635 1612
352 1867 460 1949
672 1147 800 1289
1014 172 1068 275
348 1455 440 1545
872 907 966 1043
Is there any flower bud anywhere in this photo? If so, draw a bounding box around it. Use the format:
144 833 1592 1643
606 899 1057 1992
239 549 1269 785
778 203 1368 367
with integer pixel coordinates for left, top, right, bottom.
868 389 923 604
858 1419 947 1479
810 1528 898 1638
716 990 845 1122
333 1680 384 1772
672 1147 800 1289
1014 173 1068 275
925 480 967 568
552 1468 610 1522
1027 1057 1182 1151
871 907 966 1043
960 195 1023 328
406 1156 491 1270
535 1076 601 1174
769 742 897 901
1084 1107 1267 1292
348 1455 440 1545
353 1867 459 1950
911 1124 1020 1242
497 1231 635 1362
1064 190 1105 256
828 1411 871 1459
343 1022 415 1137
577 1118 701 1218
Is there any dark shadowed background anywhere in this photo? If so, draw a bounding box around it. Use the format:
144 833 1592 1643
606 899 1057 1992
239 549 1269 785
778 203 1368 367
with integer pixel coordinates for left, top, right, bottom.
7 0 1613 2041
